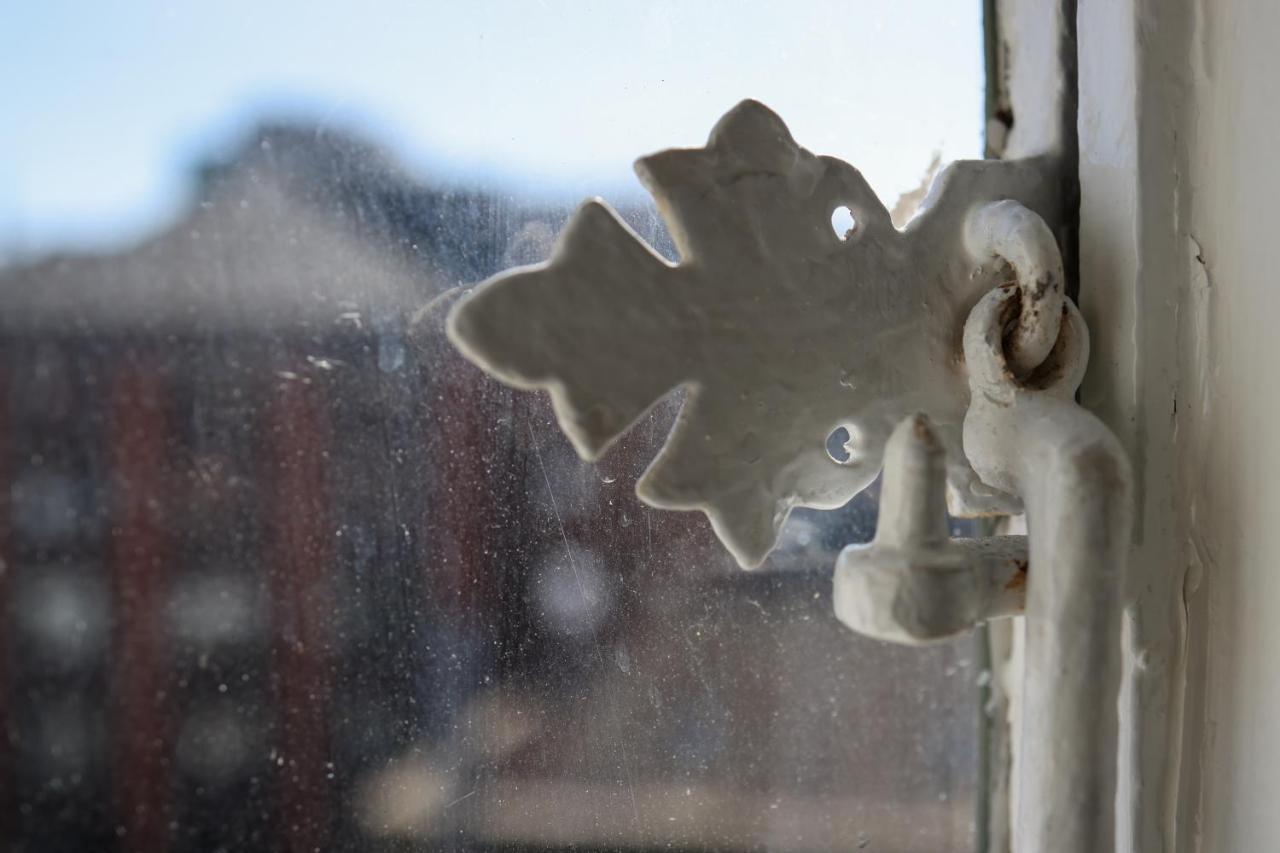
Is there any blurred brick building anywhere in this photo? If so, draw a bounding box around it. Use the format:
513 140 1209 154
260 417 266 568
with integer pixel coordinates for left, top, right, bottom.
0 126 976 853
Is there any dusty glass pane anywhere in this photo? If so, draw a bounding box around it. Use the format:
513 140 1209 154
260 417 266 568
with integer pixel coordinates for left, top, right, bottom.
0 2 986 851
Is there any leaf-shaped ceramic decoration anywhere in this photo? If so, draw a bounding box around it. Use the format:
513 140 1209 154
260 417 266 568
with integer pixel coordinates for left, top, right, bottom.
448 99 1055 568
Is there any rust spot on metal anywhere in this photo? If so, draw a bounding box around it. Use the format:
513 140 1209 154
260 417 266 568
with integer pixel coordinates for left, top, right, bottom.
1004 559 1029 593
1022 304 1073 390
998 289 1024 364
1028 274 1057 302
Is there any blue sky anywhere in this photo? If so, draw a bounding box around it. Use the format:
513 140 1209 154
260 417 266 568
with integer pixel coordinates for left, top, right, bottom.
0 0 983 254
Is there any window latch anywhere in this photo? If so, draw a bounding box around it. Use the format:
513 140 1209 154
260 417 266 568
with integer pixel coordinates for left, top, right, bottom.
446 100 1131 853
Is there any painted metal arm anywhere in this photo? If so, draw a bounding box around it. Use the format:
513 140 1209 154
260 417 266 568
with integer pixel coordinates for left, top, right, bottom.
962 286 1131 852
837 283 1131 851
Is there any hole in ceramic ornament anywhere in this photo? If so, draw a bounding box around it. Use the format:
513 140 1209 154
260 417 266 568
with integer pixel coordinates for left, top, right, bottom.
826 425 861 465
830 206 858 241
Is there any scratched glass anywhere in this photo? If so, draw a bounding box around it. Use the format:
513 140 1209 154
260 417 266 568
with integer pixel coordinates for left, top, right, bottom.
0 2 986 850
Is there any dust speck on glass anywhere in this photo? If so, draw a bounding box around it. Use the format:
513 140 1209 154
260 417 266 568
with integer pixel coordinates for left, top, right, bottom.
0 1 986 850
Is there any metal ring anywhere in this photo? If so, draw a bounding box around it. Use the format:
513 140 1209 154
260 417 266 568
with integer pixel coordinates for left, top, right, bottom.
963 200 1065 378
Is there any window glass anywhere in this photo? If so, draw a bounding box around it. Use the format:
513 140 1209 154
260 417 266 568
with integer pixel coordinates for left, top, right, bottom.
0 2 986 850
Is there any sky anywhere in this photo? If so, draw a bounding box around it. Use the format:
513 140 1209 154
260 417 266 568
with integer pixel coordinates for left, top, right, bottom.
0 0 984 255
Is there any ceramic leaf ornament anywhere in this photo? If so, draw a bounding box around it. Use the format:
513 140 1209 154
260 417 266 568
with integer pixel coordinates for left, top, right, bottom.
448 99 1059 568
